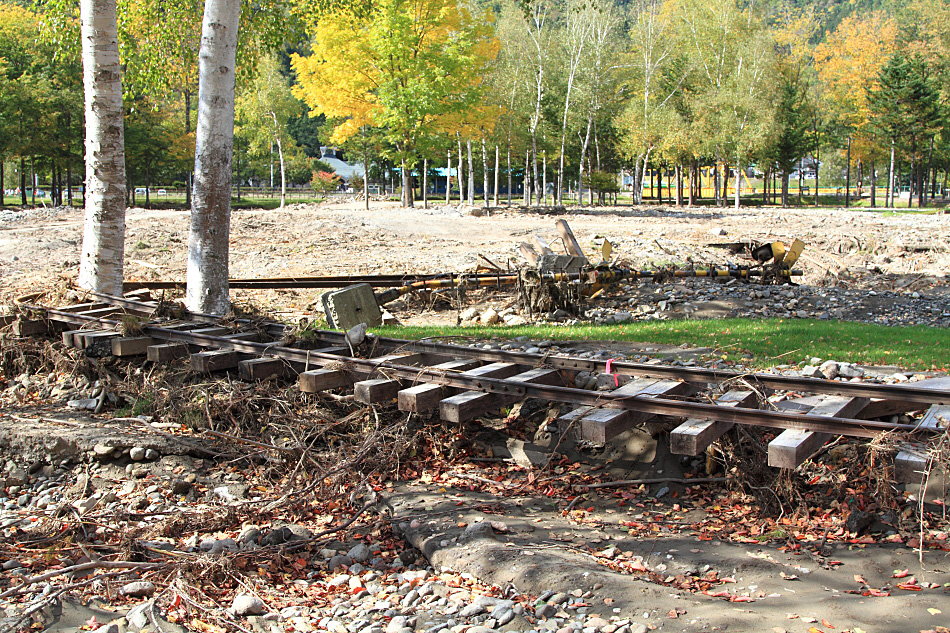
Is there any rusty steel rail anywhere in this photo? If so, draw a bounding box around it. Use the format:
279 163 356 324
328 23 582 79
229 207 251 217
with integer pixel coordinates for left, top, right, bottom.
24 302 944 440
72 291 950 407
123 274 452 291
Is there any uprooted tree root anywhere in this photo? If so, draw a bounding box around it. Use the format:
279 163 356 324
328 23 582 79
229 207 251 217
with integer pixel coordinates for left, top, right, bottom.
708 426 938 533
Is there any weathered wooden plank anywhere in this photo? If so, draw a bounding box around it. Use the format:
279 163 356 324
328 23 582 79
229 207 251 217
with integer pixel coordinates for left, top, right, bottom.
768 396 870 469
574 409 633 445
670 390 759 456
190 327 230 337
62 329 86 348
239 358 286 382
894 447 929 483
299 369 352 393
571 379 695 444
220 332 261 342
555 219 586 258
12 319 49 336
398 361 511 413
111 336 157 357
82 331 120 357
191 349 239 373
519 243 540 266
146 342 190 364
397 383 446 413
440 368 560 424
861 398 919 419
531 234 556 255
74 307 120 319
918 405 950 431
372 353 426 365
58 302 109 313
354 378 401 404
772 395 825 413
311 346 349 355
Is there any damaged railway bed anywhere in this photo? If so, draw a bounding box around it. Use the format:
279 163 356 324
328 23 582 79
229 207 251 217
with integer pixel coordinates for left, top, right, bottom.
1 288 949 633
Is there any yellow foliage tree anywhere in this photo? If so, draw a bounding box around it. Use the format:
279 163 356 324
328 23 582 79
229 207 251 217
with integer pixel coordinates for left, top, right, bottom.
292 0 498 206
814 13 897 140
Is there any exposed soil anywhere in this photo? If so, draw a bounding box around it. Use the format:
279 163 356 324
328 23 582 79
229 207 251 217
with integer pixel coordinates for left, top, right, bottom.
2 200 949 324
1 201 949 633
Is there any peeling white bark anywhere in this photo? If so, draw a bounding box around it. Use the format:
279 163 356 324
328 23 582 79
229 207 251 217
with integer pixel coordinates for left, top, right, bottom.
186 0 241 315
78 0 126 295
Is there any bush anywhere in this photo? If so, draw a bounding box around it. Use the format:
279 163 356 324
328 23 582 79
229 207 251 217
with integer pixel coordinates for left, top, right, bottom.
311 170 341 194
583 171 621 204
349 174 365 192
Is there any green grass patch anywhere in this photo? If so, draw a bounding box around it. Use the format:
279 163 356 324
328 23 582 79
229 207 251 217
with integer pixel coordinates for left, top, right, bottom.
375 317 949 371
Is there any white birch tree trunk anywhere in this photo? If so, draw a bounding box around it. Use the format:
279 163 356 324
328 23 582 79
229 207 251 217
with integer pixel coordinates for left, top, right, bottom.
467 139 474 206
78 0 126 295
888 143 895 208
457 137 464 204
270 112 285 209
734 159 741 210
524 148 530 205
186 0 241 315
446 149 451 204
493 145 499 207
422 158 428 209
481 139 489 209
542 150 547 205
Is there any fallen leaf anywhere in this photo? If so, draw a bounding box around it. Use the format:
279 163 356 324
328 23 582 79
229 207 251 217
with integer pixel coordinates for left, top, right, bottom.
897 582 923 591
927 608 942 616
780 572 799 580
853 574 867 584
787 614 800 619
807 627 826 633
822 619 835 629
892 569 911 578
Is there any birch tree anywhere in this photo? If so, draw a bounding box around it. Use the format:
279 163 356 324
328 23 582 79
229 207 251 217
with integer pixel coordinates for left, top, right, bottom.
235 55 300 209
617 0 679 204
186 0 241 314
554 0 593 204
292 0 497 208
77 0 126 295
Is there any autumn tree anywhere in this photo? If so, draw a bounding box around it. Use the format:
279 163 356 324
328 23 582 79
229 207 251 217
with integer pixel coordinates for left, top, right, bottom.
616 0 680 205
814 12 897 205
292 0 497 207
235 55 302 208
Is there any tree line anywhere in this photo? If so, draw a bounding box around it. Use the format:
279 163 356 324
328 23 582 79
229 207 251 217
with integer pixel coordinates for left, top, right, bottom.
3 0 948 210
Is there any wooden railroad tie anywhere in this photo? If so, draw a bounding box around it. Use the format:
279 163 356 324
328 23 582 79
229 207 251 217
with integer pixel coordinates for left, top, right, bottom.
558 378 696 445
767 396 870 469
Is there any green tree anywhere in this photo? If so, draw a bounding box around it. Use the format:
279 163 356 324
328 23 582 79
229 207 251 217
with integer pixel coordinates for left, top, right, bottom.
293 0 498 207
867 52 944 207
236 54 303 208
766 73 812 207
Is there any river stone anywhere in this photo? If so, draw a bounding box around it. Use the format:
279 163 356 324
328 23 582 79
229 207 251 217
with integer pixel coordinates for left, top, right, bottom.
347 544 371 563
232 594 265 616
120 581 156 597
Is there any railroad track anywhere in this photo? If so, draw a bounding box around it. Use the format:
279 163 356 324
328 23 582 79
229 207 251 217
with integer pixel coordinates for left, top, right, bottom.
6 292 948 478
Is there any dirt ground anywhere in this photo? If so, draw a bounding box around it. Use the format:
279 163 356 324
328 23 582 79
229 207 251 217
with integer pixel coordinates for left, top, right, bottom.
2 200 950 633
2 199 949 318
